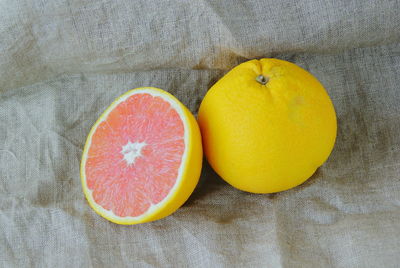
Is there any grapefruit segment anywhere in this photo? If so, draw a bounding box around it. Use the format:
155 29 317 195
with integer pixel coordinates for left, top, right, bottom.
81 87 202 224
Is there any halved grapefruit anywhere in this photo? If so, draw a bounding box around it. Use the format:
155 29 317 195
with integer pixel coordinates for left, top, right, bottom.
80 87 202 224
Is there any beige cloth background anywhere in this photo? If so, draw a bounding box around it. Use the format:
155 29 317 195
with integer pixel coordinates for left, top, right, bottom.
1 0 400 267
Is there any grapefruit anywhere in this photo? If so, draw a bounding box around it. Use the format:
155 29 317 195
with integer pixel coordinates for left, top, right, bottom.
198 58 337 193
81 87 202 224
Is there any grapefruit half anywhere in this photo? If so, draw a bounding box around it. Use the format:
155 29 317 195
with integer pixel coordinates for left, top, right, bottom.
81 87 202 224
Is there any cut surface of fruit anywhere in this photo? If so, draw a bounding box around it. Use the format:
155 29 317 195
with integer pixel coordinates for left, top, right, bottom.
81 87 202 224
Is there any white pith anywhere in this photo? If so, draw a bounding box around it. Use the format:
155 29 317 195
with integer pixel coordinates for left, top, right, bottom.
121 141 146 165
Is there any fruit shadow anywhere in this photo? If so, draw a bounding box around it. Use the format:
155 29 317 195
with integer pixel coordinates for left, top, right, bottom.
288 168 322 193
183 159 226 207
184 162 325 206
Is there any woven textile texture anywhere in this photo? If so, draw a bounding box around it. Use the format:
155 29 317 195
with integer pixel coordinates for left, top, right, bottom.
1 0 400 267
